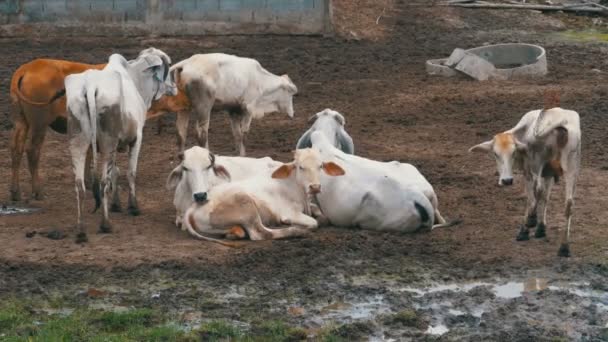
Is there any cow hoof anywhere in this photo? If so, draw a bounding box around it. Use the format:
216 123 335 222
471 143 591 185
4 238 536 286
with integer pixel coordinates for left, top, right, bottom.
10 190 21 202
557 244 571 257
110 203 122 213
99 222 113 234
525 214 537 228
516 228 529 241
128 206 141 216
75 232 88 244
534 223 546 238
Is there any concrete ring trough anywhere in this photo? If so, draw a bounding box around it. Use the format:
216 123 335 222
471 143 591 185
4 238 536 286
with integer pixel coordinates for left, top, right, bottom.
426 43 547 80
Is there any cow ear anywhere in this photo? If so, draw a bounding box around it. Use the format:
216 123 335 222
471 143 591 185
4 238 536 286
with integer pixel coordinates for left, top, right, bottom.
272 163 295 179
213 165 231 181
307 113 319 124
468 140 493 153
166 166 183 190
333 113 346 126
322 162 345 176
514 138 527 153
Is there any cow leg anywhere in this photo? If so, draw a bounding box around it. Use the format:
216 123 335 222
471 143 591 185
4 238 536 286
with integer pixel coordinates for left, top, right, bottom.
175 111 190 153
110 165 121 212
533 176 554 241
84 147 93 190
69 132 91 243
126 134 142 216
186 78 214 150
9 118 28 201
26 120 48 200
558 154 579 257
97 147 116 234
517 176 536 241
281 212 318 230
229 110 246 156
239 113 253 157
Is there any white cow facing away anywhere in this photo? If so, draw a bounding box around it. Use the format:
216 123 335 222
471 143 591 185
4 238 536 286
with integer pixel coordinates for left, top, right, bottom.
296 109 354 154
183 149 345 245
163 53 298 156
310 131 456 232
166 146 281 228
66 48 176 242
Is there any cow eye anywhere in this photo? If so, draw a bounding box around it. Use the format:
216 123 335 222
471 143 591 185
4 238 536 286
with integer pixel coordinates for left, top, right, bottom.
299 166 304 170
182 167 189 172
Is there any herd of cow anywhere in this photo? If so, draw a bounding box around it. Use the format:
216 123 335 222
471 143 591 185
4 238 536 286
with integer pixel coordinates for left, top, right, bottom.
8 48 581 257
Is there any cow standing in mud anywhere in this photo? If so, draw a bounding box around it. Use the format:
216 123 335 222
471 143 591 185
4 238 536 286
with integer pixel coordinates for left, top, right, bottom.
150 53 298 156
8 59 105 201
65 48 176 242
469 106 581 257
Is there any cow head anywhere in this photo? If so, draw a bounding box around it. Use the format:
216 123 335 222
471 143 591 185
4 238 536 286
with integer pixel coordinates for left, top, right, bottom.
138 47 177 100
469 132 527 186
166 147 231 204
249 74 298 119
271 148 344 195
297 109 354 154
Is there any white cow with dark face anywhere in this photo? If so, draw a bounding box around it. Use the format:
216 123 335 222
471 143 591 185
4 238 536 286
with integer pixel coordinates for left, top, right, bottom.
66 48 176 242
310 131 454 232
166 146 281 228
296 109 354 154
164 53 298 156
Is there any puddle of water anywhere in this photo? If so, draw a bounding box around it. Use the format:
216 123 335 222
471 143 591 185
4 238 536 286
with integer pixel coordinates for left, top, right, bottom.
310 295 391 325
0 205 40 215
401 278 599 300
425 324 449 336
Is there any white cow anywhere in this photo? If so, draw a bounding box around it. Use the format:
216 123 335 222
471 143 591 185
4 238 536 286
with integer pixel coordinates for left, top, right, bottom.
164 53 298 155
183 149 345 244
66 48 176 242
310 131 454 232
166 146 281 228
296 108 355 154
469 107 581 257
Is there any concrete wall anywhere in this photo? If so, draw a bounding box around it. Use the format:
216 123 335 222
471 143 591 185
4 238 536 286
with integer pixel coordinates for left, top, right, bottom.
0 0 332 36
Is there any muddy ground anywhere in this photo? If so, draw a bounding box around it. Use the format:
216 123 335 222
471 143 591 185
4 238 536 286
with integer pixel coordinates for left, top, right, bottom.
1 1 608 340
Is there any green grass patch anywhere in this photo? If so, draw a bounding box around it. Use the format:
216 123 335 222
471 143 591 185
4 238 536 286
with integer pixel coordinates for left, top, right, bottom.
559 30 608 42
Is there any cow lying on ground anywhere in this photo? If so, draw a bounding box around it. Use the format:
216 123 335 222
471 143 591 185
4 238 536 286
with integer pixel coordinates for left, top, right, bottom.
183 149 345 244
469 107 581 257
166 146 281 228
9 59 105 201
149 53 298 156
310 131 455 232
66 48 176 242
296 109 354 154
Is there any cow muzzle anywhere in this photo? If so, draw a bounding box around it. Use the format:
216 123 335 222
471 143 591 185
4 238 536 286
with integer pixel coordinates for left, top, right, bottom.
308 184 321 194
193 192 208 203
499 178 513 186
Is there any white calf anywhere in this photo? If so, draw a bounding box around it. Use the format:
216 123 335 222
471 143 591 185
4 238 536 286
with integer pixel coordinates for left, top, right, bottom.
183 149 345 244
166 146 281 228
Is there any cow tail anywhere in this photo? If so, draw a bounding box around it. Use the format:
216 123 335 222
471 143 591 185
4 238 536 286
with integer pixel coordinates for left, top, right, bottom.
410 191 434 231
86 86 100 212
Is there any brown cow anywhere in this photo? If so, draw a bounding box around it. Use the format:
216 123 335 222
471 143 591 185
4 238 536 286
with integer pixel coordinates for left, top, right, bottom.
9 58 170 202
9 59 105 201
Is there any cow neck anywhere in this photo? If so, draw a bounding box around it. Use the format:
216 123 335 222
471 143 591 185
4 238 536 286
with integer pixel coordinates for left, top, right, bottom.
125 58 155 109
278 173 309 214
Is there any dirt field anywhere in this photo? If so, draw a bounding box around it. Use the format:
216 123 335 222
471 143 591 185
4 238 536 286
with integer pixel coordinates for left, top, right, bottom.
1 1 608 340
